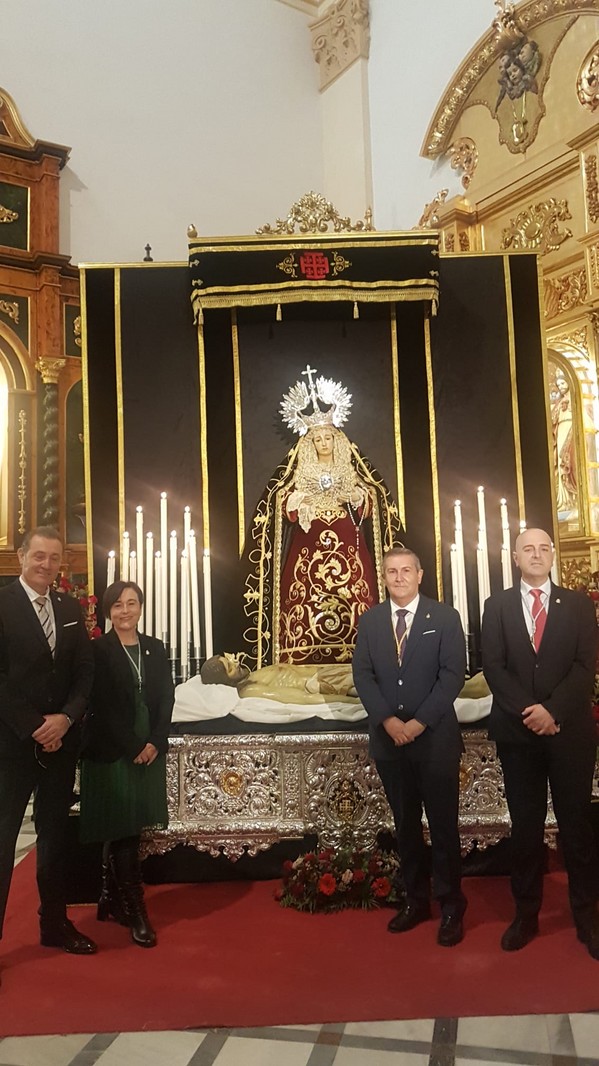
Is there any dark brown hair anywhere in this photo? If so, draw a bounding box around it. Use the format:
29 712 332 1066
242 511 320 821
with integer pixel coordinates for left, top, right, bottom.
20 526 63 553
103 580 144 617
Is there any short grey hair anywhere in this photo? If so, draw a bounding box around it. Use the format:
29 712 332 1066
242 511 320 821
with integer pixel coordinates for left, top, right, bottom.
382 546 422 571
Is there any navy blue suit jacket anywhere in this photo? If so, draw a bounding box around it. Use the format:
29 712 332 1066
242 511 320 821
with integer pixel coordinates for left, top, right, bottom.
481 583 597 748
353 594 466 761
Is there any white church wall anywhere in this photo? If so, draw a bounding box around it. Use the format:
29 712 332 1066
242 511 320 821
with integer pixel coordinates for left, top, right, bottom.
320 59 374 222
0 0 323 263
367 0 494 230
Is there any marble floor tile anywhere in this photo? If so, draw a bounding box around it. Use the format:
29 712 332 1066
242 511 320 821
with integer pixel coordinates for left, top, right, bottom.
212 1036 314 1065
0 1033 92 1066
97 1030 205 1066
344 1019 435 1042
568 1011 599 1058
334 1048 429 1065
457 1015 551 1054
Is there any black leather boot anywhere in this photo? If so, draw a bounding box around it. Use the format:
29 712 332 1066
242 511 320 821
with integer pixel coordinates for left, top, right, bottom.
97 842 128 926
111 836 156 948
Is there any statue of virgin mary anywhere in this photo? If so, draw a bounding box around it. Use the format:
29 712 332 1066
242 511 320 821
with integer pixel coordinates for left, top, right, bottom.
243 367 402 668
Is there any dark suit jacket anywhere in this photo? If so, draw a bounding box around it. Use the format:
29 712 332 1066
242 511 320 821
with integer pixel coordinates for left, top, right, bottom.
353 594 467 761
481 583 598 747
0 579 94 748
83 628 174 762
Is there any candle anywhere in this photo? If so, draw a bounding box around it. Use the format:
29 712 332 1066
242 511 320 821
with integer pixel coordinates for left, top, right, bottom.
145 533 154 637
155 552 162 643
183 506 191 550
477 486 486 534
203 548 214 659
501 546 513 589
500 498 510 551
160 492 168 638
180 549 189 680
136 506 144 592
551 551 559 585
188 530 202 660
453 500 469 637
450 544 460 614
107 550 116 587
477 546 488 624
129 550 137 584
169 531 177 656
121 531 130 581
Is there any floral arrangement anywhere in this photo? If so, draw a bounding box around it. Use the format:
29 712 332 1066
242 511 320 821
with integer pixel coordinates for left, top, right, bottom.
55 575 101 639
277 845 400 914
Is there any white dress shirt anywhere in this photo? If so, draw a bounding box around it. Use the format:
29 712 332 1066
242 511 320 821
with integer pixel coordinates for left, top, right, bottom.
520 577 551 642
390 593 420 641
19 576 57 647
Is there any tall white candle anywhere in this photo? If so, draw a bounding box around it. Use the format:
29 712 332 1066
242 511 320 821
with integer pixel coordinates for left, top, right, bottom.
129 550 137 584
501 546 513 589
477 486 486 534
169 531 177 656
154 551 162 644
121 532 130 581
551 551 559 585
477 546 487 624
145 533 154 637
136 506 144 588
450 544 460 614
160 493 168 638
500 498 510 551
203 548 214 659
183 506 191 550
188 530 202 659
180 549 189 680
453 500 469 636
107 550 116 587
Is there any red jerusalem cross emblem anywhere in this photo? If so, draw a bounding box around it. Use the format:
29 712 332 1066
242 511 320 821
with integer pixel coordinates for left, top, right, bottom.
299 251 330 279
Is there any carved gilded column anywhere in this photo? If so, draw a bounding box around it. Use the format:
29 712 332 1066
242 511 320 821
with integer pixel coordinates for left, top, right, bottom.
35 357 66 527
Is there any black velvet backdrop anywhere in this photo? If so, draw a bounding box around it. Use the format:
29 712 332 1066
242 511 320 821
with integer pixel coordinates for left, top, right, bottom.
83 253 553 665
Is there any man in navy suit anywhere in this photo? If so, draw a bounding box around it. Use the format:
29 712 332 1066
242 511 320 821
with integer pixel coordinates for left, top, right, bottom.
482 527 599 958
0 527 97 977
353 547 467 946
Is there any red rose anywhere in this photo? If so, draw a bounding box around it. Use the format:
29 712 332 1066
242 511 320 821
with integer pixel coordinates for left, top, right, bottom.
88 594 98 605
372 876 392 899
317 849 333 863
59 577 71 590
353 869 366 883
318 873 337 896
368 858 381 875
291 883 304 899
282 860 294 875
79 596 89 607
90 626 102 639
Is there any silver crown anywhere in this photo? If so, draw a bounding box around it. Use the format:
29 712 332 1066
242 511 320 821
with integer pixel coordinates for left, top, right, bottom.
280 365 352 436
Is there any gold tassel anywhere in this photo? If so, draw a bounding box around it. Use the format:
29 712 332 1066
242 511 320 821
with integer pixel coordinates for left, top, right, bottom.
276 303 282 322
197 305 204 325
353 301 359 320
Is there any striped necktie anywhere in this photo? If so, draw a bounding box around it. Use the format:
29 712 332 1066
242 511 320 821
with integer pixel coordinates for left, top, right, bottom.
395 608 408 665
529 588 547 653
35 595 55 655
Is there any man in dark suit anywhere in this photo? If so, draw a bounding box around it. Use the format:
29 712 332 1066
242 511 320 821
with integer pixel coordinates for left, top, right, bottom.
353 547 467 946
482 527 599 958
0 526 97 974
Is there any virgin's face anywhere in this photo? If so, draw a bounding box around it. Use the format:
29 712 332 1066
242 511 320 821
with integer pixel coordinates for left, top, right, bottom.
312 427 334 459
110 589 142 636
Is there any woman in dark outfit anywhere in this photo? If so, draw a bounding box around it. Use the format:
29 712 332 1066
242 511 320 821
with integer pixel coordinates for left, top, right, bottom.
80 581 173 948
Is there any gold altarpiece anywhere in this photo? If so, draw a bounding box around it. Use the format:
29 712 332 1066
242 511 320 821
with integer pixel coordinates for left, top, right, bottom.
421 0 599 586
0 87 84 575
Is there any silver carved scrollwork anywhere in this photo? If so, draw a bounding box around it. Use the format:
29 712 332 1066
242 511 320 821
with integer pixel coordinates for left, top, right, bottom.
138 729 577 861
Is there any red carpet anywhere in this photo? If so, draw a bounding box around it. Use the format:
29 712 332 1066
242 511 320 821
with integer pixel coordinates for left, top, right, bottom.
1 853 599 1036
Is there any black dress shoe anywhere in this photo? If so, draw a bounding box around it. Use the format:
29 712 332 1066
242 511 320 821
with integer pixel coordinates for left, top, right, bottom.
438 913 464 947
40 918 98 955
387 901 431 933
501 916 539 952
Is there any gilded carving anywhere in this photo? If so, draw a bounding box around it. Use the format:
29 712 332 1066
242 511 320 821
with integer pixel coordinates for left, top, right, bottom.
577 40 599 111
448 137 479 190
584 154 599 225
543 268 588 319
417 189 448 229
140 731 569 861
35 357 66 385
422 0 589 159
0 204 18 223
443 231 456 252
554 325 589 354
257 192 373 235
561 555 592 589
309 0 370 91
459 231 471 252
74 314 82 348
0 299 18 324
590 244 599 289
17 409 26 535
501 198 572 255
